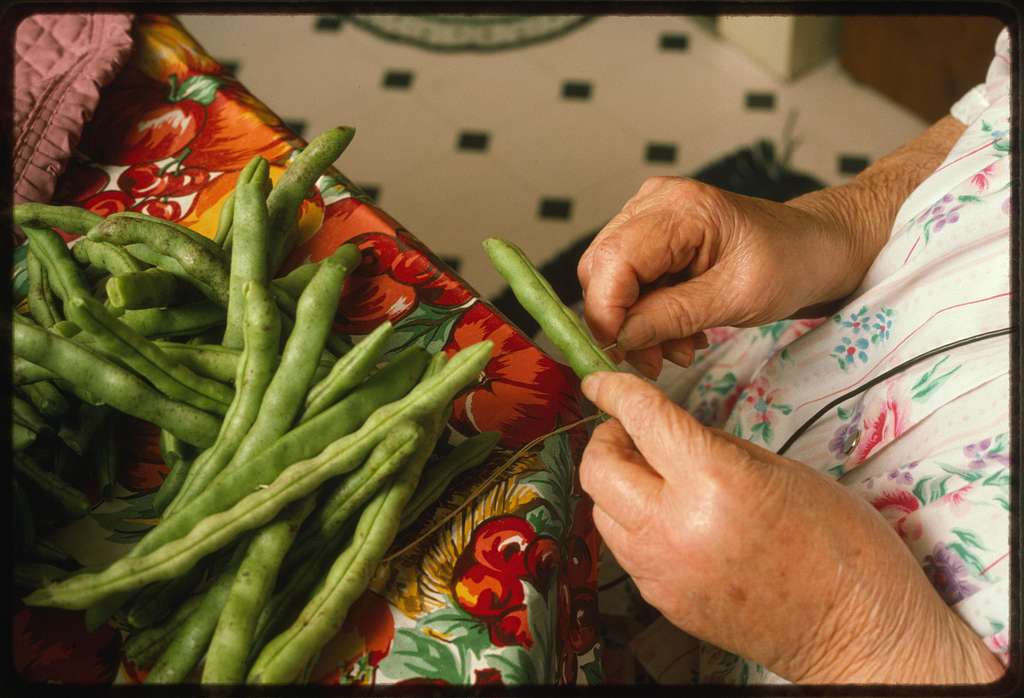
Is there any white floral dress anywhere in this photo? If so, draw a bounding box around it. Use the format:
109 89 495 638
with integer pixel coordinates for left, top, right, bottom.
656 28 1012 684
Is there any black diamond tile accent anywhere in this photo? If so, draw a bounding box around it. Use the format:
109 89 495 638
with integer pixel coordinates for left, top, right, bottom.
358 184 380 202
539 198 572 220
218 59 239 77
646 143 677 164
439 256 463 272
838 155 870 175
283 120 307 139
660 33 690 51
562 81 592 100
383 70 414 89
745 92 776 110
457 131 490 152
315 16 343 31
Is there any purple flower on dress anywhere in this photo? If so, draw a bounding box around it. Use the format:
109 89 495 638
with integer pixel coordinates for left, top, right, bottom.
886 469 913 485
964 438 1010 469
828 403 864 459
923 543 980 605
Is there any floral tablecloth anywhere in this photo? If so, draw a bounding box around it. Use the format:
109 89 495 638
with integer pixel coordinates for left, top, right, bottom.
11 14 601 687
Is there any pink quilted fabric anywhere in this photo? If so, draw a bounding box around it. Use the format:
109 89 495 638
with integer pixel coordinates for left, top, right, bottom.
13 13 134 214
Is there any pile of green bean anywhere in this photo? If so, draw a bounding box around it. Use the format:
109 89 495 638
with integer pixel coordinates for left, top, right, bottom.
13 127 502 684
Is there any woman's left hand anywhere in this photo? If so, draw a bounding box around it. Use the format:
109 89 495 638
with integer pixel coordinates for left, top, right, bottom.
580 371 1004 684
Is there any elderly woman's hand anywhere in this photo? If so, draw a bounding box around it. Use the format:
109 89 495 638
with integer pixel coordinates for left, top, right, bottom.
578 118 967 379
580 371 1004 684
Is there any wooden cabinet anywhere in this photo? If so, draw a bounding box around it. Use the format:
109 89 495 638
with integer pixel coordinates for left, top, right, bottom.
840 16 1006 123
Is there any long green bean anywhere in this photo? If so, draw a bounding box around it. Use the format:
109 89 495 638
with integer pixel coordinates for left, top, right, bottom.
124 594 204 669
164 283 280 516
203 497 315 684
26 249 60 326
14 453 90 519
106 269 187 310
20 381 69 419
13 321 221 447
223 156 271 349
13 202 103 236
119 302 225 338
267 126 356 271
71 239 145 276
299 321 392 424
484 237 616 378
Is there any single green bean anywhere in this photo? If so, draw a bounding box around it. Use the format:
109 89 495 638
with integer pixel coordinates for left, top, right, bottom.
272 260 321 298
91 215 229 305
484 237 617 378
23 342 490 610
214 191 235 247
21 225 91 303
400 431 501 531
154 342 334 385
145 544 247 684
223 157 271 349
248 423 428 684
13 395 51 435
203 496 315 684
14 453 90 519
71 238 145 276
299 321 393 424
13 321 220 447
124 594 204 669
13 423 37 451
116 211 226 259
13 202 103 236
20 381 69 419
13 478 35 556
67 296 235 414
118 302 225 338
269 270 354 357
248 549 326 667
222 245 359 471
267 126 356 271
164 283 281 515
106 268 187 310
50 320 81 338
14 355 60 385
26 249 60 327
153 429 195 515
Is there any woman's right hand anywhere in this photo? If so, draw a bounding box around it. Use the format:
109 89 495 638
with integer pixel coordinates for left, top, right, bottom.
577 176 881 378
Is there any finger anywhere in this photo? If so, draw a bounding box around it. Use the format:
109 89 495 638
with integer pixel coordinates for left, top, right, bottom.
582 371 710 479
662 333 706 368
579 419 663 532
578 209 632 293
581 217 697 345
625 346 664 380
617 268 732 351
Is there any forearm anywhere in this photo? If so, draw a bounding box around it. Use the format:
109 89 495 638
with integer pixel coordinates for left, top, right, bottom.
785 115 967 315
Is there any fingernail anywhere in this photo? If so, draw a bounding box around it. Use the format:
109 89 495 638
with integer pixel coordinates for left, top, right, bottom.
617 318 647 352
665 349 693 367
694 333 710 350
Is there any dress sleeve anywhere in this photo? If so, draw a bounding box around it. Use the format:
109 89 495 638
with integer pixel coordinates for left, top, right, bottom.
950 27 1010 125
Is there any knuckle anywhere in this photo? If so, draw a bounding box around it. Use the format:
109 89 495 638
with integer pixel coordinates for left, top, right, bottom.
659 291 700 337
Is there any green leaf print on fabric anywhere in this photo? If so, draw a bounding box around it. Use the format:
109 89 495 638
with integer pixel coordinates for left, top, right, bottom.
951 527 987 551
912 475 951 505
948 542 987 577
911 356 961 401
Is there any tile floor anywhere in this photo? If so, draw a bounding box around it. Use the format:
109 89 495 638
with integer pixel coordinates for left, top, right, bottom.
178 13 928 301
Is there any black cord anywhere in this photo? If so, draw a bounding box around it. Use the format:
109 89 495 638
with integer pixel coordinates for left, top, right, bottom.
775 326 1015 457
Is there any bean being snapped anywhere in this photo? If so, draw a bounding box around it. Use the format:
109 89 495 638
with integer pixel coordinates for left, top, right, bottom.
12 126 521 686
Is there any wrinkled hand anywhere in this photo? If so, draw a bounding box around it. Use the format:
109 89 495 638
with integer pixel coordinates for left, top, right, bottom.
580 372 1003 683
577 177 875 378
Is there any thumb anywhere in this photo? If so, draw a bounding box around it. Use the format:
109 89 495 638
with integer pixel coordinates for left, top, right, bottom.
616 267 731 351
